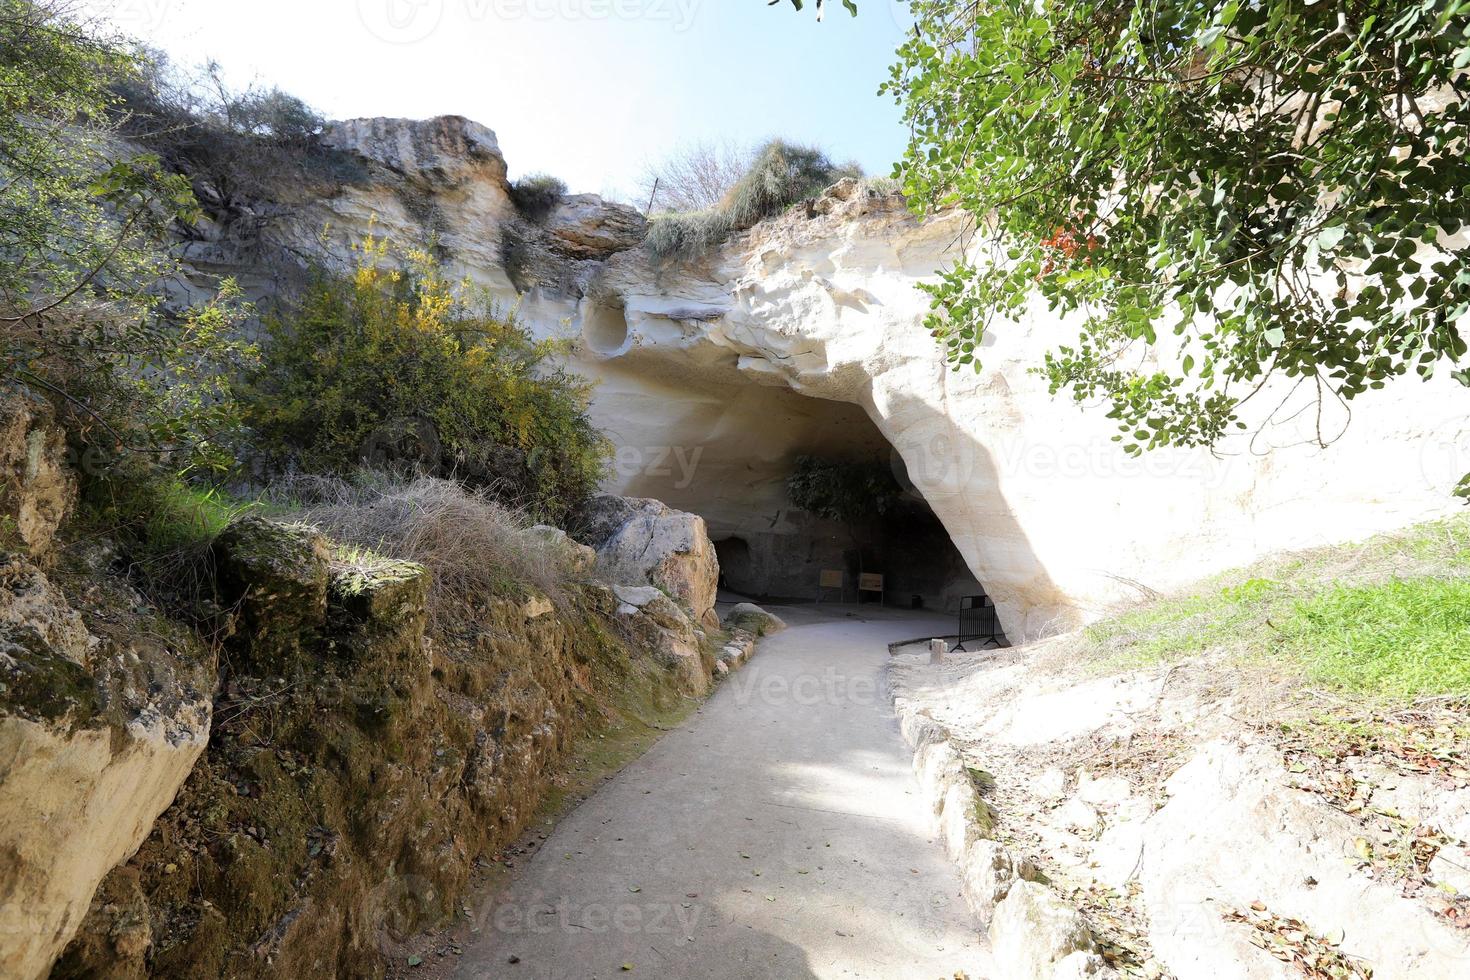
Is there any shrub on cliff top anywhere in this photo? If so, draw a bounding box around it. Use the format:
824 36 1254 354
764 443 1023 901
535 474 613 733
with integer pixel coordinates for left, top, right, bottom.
723 140 858 229
238 236 609 523
643 209 734 263
644 139 858 262
509 173 568 222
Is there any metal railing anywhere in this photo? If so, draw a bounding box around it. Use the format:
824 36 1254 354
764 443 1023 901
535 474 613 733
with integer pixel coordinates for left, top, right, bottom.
954 595 1003 652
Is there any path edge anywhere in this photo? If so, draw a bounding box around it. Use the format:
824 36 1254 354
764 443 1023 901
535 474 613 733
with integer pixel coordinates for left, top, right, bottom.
888 669 1121 980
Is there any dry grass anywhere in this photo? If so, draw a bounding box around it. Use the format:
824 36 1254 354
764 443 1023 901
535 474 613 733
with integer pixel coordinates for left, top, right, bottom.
643 139 859 262
269 473 585 629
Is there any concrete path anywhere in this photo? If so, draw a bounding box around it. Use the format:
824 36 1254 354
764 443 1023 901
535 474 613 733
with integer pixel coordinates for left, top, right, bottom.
451 604 992 980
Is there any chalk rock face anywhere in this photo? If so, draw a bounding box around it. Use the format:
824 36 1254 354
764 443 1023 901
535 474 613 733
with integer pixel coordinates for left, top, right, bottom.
0 388 77 562
573 494 720 629
545 193 647 260
578 180 1466 637
1140 742 1469 979
0 556 212 980
173 116 1467 637
322 114 508 186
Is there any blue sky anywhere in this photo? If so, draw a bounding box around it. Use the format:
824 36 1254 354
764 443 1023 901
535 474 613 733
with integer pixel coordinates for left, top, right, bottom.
83 0 914 201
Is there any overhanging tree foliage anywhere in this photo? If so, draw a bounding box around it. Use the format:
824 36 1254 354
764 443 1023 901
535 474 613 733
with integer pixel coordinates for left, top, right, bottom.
773 0 858 20
1 0 255 475
882 1 1470 495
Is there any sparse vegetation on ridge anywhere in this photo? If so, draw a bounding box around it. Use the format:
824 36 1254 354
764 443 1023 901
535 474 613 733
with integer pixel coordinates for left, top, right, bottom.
509 172 568 222
275 473 588 625
644 138 859 262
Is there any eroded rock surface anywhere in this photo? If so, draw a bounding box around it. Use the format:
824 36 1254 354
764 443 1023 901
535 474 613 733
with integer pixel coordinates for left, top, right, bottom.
0 388 76 562
888 642 1470 979
54 516 689 978
572 493 720 629
0 556 211 980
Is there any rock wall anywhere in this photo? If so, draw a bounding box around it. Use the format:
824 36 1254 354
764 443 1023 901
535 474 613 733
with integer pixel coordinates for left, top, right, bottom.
174 115 1466 638
0 393 212 980
50 512 714 979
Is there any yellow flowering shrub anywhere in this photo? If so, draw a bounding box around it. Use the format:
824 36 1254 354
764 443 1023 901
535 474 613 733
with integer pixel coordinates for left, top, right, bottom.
240 236 609 522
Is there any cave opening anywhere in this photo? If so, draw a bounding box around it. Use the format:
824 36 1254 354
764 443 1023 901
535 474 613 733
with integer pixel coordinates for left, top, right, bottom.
591 374 995 626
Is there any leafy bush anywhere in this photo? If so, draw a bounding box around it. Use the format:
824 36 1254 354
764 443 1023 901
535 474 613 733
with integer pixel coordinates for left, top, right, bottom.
1 3 257 480
644 139 856 262
787 455 902 525
239 237 609 523
509 173 568 222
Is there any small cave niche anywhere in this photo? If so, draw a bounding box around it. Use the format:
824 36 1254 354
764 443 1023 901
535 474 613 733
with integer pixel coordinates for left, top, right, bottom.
581 300 630 355
713 536 753 593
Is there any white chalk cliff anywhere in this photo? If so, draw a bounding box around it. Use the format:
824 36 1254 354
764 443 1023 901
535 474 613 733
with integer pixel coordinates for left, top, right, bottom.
189 115 1468 638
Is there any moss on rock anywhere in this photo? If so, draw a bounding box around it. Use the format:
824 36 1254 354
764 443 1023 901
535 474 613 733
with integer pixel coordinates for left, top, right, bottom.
59 516 683 979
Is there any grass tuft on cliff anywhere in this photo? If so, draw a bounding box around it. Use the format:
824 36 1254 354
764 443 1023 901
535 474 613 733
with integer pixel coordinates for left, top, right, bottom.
1076 514 1470 702
644 139 858 262
509 172 567 222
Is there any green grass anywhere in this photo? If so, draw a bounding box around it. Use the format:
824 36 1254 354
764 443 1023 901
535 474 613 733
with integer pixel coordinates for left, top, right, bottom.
1278 579 1470 698
1078 514 1470 701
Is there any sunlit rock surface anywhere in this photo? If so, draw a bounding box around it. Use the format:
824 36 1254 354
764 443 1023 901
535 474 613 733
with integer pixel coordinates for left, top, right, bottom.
183 116 1466 638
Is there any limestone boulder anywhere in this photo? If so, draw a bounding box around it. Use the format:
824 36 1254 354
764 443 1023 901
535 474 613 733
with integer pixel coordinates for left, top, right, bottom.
523 524 597 576
0 388 76 562
989 881 1113 980
573 494 719 629
722 602 786 636
0 558 212 980
545 194 647 259
610 583 709 696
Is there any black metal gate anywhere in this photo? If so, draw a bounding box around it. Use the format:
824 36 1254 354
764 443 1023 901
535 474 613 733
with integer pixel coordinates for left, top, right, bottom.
954 595 1002 651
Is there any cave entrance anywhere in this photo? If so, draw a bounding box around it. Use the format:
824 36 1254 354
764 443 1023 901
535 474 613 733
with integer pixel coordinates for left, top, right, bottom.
713 536 752 591
592 375 995 627
579 352 1005 637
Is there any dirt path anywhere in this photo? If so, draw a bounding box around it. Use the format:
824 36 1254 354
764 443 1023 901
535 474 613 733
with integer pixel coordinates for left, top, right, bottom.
447 604 991 980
